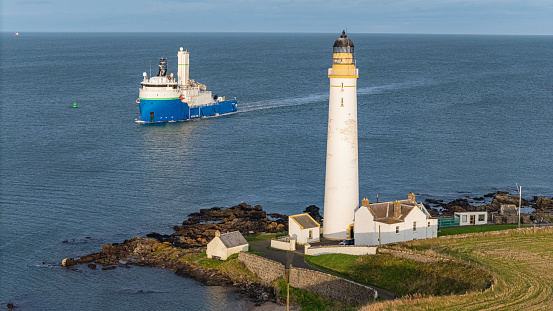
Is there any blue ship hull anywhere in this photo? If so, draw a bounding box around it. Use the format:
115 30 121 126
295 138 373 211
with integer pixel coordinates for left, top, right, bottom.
138 99 237 122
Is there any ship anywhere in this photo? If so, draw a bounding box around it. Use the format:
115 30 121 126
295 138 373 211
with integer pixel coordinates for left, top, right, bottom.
137 47 237 122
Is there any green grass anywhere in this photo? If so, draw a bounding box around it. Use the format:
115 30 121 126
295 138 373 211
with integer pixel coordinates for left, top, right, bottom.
305 253 492 297
360 226 553 311
178 251 206 262
275 277 357 311
305 254 358 274
438 224 529 236
197 253 239 269
244 231 288 242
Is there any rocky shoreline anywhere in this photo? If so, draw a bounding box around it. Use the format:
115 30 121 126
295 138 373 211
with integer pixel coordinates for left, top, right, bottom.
62 203 300 306
60 193 552 307
423 191 553 223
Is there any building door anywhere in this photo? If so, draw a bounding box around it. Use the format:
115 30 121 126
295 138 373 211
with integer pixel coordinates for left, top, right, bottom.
470 215 475 225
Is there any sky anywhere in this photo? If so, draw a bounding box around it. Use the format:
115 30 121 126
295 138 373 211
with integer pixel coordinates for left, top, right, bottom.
1 0 552 35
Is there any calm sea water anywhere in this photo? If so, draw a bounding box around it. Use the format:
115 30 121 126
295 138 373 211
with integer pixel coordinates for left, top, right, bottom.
1 32 552 310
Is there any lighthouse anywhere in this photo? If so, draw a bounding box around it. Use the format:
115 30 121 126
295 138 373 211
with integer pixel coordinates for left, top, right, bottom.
323 31 359 240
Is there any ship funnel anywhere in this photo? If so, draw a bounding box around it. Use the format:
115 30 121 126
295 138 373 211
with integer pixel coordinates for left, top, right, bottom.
157 58 168 77
177 48 189 87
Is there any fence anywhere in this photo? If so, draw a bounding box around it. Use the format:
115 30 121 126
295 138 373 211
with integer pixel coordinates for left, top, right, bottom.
438 217 460 228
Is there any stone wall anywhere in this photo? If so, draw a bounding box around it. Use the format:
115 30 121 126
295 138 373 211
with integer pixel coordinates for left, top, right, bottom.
304 245 376 256
492 214 530 224
289 267 377 304
238 252 285 285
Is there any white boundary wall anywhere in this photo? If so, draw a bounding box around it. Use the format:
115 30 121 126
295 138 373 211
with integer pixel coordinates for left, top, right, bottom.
270 236 296 251
305 245 376 256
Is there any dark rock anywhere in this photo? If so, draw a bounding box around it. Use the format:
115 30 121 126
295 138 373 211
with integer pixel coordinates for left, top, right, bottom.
484 193 495 198
102 266 117 271
239 282 277 305
472 197 485 201
303 205 323 223
87 263 97 270
536 197 553 210
7 303 15 310
146 232 171 242
425 199 443 205
445 199 470 209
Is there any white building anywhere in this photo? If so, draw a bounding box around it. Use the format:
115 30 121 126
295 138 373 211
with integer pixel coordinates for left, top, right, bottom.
206 231 248 260
323 31 360 240
354 193 438 246
454 211 488 226
289 213 321 244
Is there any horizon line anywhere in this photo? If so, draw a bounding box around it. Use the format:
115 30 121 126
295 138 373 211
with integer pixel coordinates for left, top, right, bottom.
3 31 552 36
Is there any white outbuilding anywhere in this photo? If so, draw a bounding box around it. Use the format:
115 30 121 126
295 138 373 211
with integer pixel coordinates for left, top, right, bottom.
454 211 488 226
289 213 320 244
354 193 438 246
206 231 249 260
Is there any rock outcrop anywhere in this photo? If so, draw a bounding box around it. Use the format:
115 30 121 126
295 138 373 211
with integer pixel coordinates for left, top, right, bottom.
145 203 287 248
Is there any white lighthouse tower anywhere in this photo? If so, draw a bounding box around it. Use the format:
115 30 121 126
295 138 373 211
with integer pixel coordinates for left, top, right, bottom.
323 31 359 240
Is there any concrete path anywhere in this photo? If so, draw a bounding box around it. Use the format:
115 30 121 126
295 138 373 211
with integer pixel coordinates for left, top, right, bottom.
248 239 396 300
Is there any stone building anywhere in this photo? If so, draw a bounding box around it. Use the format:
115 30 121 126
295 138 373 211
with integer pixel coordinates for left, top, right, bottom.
354 193 438 246
289 213 320 244
500 204 517 215
206 231 248 260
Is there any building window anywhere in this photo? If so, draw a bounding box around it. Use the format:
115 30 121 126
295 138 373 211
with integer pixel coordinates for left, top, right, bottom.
308 229 313 239
462 215 467 222
396 226 399 233
413 222 417 231
428 221 430 227
478 214 485 221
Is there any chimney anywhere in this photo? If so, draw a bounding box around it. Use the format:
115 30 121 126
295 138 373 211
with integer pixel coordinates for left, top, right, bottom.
408 193 416 203
393 201 402 219
215 230 221 237
362 198 370 207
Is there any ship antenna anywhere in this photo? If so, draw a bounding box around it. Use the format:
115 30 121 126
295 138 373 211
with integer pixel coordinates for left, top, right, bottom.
149 61 152 78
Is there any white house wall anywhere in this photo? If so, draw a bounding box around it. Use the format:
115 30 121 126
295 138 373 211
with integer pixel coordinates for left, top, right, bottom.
353 207 377 246
289 219 304 243
289 217 320 244
354 206 438 246
456 212 488 226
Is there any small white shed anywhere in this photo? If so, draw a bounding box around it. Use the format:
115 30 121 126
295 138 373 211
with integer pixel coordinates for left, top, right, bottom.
206 231 249 260
289 213 320 244
454 212 488 226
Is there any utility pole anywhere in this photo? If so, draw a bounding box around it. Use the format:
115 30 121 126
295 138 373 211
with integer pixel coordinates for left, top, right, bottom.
516 184 522 228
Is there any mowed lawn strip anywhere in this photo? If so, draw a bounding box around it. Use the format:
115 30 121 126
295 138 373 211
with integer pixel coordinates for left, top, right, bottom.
438 224 530 236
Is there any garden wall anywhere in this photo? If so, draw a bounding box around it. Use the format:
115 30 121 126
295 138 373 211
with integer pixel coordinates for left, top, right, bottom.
289 267 378 303
238 252 285 285
304 245 376 256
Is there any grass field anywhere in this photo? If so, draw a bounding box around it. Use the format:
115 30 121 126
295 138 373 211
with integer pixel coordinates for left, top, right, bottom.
360 226 553 310
305 252 492 297
438 224 529 236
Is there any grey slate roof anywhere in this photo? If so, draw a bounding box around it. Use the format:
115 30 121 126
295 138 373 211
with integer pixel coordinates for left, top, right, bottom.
290 213 320 229
367 200 417 224
219 231 248 248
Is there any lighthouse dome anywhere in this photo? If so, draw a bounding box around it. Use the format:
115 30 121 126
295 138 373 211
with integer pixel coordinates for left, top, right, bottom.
333 30 354 48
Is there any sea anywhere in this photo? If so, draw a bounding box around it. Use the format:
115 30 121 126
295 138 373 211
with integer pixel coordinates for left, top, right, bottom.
0 32 552 310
